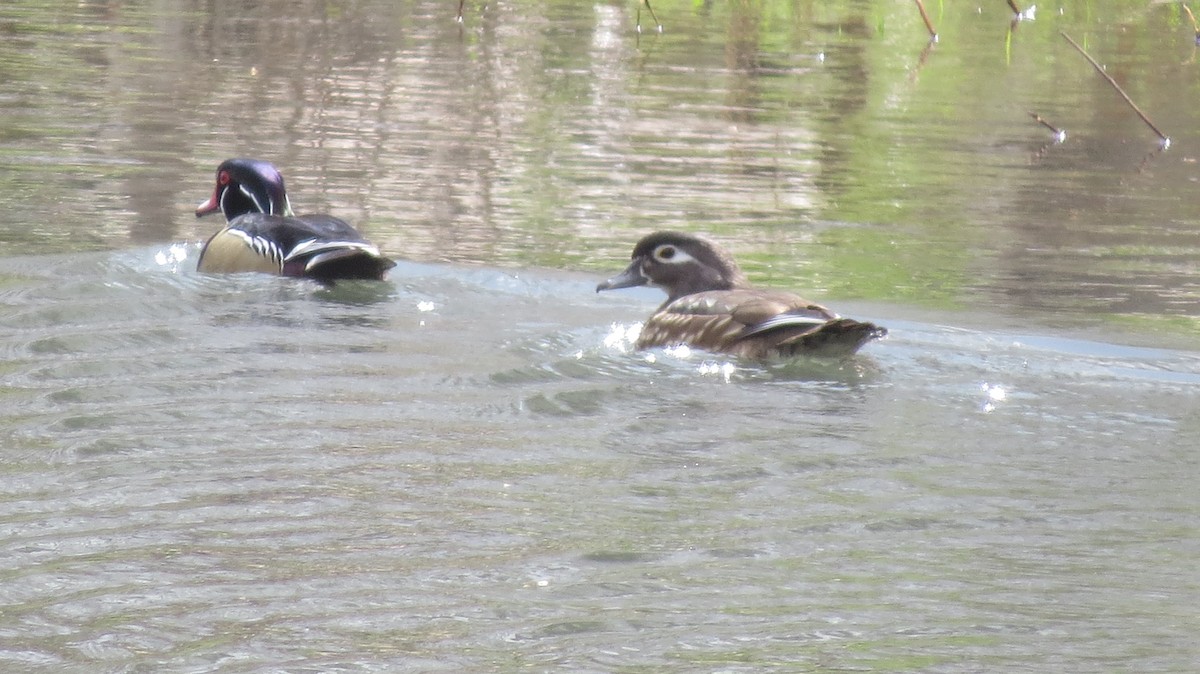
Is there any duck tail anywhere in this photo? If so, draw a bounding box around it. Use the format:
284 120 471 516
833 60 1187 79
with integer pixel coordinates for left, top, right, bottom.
782 318 887 357
283 242 396 281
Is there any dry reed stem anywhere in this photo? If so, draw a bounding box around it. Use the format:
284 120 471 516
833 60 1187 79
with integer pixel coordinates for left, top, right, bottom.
914 0 938 40
1060 32 1169 145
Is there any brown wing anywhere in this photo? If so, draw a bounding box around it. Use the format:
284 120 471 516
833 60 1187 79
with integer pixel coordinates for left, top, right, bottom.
723 290 838 327
636 289 882 358
636 290 833 351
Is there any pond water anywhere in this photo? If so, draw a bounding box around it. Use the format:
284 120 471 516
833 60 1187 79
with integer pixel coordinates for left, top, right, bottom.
1 0 1198 672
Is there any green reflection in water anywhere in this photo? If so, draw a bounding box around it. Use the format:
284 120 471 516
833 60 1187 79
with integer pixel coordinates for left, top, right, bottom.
1 0 1198 334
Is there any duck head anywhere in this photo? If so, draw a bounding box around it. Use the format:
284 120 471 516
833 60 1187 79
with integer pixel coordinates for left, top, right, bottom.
195 158 294 220
596 231 750 301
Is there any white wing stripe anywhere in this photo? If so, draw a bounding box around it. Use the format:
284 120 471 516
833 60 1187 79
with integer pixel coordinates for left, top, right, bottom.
226 228 284 267
285 238 382 261
741 313 830 337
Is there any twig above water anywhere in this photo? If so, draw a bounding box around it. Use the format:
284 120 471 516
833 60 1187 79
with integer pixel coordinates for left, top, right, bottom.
914 0 938 41
1059 31 1170 147
1028 112 1067 142
637 0 663 34
1183 3 1200 42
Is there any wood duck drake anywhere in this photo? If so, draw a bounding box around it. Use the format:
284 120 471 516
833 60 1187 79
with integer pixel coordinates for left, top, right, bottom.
195 158 394 281
596 231 886 358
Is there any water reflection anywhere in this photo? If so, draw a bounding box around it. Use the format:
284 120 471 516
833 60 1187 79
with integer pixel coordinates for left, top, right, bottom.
2 0 1198 329
5 4 1200 672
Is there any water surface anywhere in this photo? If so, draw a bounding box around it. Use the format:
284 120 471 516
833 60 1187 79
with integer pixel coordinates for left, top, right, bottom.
1 1 1198 672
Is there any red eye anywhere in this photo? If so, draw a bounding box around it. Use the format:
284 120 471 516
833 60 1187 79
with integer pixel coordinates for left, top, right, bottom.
218 171 230 186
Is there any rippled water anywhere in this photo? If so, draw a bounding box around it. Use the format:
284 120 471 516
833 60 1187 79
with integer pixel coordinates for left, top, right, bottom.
2 0 1200 671
3 248 1198 672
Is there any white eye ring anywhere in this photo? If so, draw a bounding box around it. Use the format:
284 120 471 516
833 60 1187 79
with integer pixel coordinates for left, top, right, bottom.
654 245 693 263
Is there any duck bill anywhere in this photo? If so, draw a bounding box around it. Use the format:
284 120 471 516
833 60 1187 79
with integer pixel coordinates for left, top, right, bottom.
596 259 647 292
195 190 221 218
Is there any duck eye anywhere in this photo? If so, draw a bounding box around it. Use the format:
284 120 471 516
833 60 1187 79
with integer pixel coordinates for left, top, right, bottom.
218 171 230 186
656 246 676 261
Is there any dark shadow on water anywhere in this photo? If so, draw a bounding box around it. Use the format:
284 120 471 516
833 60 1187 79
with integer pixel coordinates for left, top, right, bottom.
753 352 886 384
312 279 398 306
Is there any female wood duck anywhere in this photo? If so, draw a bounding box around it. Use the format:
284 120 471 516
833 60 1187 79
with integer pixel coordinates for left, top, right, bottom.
597 231 886 358
195 158 394 281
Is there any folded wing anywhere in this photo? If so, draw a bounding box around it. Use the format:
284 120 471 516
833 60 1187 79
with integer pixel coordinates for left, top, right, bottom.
639 289 884 358
198 213 394 281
